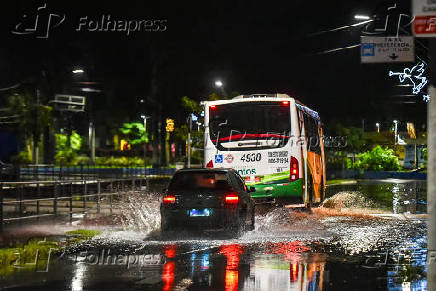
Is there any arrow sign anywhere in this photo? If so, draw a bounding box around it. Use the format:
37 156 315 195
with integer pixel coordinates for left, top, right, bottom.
361 36 415 63
389 53 399 60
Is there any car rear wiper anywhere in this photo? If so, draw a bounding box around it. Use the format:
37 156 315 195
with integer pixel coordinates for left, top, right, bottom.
212 133 289 142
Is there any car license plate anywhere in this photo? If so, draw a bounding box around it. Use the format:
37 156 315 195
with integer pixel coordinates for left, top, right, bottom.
189 208 211 217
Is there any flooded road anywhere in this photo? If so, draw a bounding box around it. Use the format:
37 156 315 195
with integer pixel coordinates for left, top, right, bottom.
0 179 428 290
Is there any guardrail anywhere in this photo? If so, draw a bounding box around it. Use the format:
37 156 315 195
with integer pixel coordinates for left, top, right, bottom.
17 165 176 181
0 176 170 230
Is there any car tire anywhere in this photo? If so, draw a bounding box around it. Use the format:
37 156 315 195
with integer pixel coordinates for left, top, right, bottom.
161 217 172 233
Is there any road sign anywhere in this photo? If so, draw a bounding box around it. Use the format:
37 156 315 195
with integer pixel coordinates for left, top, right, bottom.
413 0 436 37
51 94 86 112
360 36 415 63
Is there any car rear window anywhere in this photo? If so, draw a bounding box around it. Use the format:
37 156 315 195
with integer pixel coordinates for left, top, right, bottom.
168 172 231 191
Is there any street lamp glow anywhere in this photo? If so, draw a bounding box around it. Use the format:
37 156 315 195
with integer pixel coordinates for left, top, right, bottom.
376 122 380 133
393 120 398 145
354 15 370 20
72 69 84 74
215 80 223 88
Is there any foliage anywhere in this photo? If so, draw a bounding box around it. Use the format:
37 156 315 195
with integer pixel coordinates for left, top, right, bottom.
119 122 148 145
55 131 82 152
0 238 58 276
55 150 78 166
66 229 102 239
181 96 202 113
10 150 32 165
54 132 83 166
352 146 400 171
94 156 147 167
334 124 365 153
421 147 427 169
0 229 101 277
7 91 52 139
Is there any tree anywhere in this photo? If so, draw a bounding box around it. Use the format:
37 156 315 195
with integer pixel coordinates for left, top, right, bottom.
119 122 149 146
54 131 83 165
7 90 52 161
334 124 365 154
352 146 400 171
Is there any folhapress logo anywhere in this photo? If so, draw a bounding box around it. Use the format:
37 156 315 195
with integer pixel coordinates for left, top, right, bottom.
76 16 167 35
11 3 65 39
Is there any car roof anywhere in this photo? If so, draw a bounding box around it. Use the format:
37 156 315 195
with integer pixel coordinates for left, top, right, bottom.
175 168 234 174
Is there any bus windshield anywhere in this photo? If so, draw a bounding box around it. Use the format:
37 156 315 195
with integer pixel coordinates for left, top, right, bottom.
209 101 291 150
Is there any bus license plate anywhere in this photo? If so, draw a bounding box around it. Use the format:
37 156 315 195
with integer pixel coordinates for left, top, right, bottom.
189 209 211 217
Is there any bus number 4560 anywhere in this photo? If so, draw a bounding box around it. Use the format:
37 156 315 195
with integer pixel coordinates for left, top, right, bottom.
241 153 261 162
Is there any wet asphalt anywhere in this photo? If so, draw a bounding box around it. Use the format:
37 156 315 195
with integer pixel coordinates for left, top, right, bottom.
0 179 428 291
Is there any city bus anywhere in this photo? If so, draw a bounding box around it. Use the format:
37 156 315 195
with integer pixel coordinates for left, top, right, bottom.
202 93 325 206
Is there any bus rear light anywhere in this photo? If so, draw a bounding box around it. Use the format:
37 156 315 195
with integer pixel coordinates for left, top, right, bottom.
282 101 289 106
224 192 239 204
210 105 217 109
163 194 176 204
289 156 299 182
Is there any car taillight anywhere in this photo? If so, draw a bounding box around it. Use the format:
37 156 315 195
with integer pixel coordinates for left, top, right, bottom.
224 192 239 204
163 194 176 204
290 156 299 182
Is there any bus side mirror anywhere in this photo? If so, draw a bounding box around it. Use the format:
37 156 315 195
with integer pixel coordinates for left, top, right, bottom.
249 186 256 193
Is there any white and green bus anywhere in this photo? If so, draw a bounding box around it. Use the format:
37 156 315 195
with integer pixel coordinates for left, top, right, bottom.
203 93 326 205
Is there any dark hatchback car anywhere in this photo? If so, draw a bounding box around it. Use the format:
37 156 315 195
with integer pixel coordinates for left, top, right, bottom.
160 168 255 235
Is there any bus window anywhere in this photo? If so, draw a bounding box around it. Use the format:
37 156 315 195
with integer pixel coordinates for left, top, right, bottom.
303 113 321 154
209 101 291 151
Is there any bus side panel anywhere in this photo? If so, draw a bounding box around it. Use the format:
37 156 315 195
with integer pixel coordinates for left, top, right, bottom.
319 125 326 198
307 151 323 203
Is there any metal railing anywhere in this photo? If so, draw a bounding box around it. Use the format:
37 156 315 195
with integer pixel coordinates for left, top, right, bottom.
0 176 169 230
17 165 176 181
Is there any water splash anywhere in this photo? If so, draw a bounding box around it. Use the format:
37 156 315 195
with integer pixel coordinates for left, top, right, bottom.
117 190 162 233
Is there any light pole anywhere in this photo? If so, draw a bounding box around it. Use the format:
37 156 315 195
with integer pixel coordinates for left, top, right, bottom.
354 15 370 20
393 120 398 145
141 115 151 167
376 122 380 133
214 80 227 96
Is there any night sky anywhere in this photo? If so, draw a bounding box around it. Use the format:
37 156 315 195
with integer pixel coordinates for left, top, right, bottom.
0 0 427 134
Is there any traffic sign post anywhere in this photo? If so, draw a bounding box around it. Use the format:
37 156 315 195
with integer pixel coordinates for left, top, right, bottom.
413 0 436 289
360 36 415 63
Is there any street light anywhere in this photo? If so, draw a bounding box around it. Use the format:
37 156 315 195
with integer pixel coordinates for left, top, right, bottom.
393 120 398 145
376 122 380 133
72 69 84 74
141 115 151 167
215 80 223 88
354 15 370 20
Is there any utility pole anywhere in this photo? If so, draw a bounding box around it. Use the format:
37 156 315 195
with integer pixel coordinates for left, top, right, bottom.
33 89 40 165
89 121 95 164
187 115 192 168
427 38 436 291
